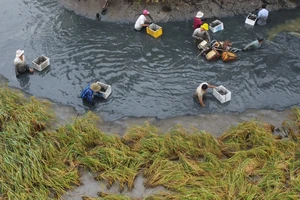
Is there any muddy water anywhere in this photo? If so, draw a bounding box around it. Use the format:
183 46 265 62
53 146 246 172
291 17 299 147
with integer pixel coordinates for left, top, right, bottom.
1 0 300 121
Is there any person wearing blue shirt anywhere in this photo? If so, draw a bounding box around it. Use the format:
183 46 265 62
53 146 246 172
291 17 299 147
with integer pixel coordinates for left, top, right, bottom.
257 4 269 25
80 82 101 103
243 37 264 51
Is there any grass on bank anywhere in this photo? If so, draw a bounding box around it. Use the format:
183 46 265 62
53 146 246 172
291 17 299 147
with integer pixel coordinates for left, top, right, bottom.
1 85 300 199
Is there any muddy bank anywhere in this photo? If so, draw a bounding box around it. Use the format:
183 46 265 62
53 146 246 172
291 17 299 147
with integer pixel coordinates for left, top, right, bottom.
57 0 300 22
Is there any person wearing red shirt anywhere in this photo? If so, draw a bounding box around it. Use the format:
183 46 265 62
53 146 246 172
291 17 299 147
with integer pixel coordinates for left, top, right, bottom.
193 11 204 29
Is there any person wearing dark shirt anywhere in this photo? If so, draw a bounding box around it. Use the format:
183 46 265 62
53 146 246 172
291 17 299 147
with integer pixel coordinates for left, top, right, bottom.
80 82 101 103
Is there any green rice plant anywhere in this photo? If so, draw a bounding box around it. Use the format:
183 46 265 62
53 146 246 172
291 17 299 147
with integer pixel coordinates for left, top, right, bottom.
216 169 263 199
144 191 179 200
143 158 191 190
131 136 165 166
0 86 80 199
178 153 206 176
82 197 102 200
289 172 300 196
188 131 224 158
96 167 138 191
290 107 300 130
122 123 159 146
219 121 276 155
162 126 205 159
96 192 131 199
86 146 143 190
174 183 222 200
281 107 300 141
228 146 284 164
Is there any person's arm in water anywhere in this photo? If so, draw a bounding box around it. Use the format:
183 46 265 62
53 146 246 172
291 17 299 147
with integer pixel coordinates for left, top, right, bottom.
86 91 94 103
198 94 205 107
15 64 20 77
204 31 211 43
243 40 257 51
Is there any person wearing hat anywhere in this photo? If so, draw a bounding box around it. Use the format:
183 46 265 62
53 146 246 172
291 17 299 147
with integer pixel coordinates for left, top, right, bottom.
14 50 34 77
243 37 264 51
134 9 151 31
193 11 204 29
192 23 211 46
195 82 216 107
80 82 101 104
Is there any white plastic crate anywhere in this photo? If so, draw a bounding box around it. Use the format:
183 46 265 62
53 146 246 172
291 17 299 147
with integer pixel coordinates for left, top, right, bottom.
209 20 224 33
95 81 112 99
245 13 257 26
32 55 50 71
197 40 208 50
213 85 231 103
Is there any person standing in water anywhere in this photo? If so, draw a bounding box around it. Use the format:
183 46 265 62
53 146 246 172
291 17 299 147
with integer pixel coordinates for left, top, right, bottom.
14 50 34 77
195 82 216 107
193 11 204 29
257 4 269 26
134 10 151 31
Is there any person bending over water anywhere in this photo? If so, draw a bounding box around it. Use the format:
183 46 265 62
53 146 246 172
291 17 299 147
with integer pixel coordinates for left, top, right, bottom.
80 82 101 105
195 82 216 107
243 37 264 51
14 50 34 77
134 10 151 31
192 23 211 45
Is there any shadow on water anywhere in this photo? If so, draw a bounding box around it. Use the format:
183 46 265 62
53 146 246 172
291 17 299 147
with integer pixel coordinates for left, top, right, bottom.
0 0 300 121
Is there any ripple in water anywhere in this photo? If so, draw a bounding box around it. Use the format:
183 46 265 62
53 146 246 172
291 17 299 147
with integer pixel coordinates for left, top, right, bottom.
0 0 300 120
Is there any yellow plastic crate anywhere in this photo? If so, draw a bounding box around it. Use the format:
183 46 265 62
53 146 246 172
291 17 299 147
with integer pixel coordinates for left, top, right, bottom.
146 24 163 38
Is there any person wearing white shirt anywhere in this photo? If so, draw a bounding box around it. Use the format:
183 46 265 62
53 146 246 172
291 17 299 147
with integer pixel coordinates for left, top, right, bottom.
195 82 216 107
134 10 151 31
257 4 269 26
243 37 264 51
14 50 34 77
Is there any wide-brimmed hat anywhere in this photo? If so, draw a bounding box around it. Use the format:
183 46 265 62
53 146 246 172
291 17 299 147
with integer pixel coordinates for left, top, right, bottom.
201 23 209 31
196 11 204 18
16 50 24 57
90 83 101 92
143 9 149 15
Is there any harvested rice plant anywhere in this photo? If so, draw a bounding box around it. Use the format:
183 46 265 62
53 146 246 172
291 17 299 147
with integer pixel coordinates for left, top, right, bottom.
1 85 300 199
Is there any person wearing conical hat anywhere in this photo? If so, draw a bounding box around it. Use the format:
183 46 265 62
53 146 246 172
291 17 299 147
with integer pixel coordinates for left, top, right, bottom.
80 82 101 104
192 23 211 46
193 11 204 29
14 50 34 77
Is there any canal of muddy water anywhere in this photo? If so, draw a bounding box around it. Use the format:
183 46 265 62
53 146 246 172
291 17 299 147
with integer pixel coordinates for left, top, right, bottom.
1 0 300 121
